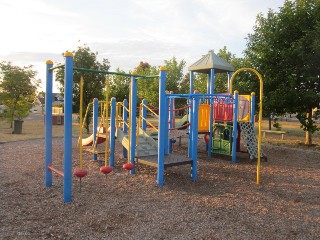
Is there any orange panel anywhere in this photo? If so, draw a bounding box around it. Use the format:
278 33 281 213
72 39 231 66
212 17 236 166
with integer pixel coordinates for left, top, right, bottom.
198 104 210 132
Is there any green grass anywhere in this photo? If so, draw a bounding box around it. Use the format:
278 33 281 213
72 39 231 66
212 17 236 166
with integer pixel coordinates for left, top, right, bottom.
259 119 320 151
0 115 80 143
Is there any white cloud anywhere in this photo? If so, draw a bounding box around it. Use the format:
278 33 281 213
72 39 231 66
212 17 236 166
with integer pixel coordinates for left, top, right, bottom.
0 0 285 91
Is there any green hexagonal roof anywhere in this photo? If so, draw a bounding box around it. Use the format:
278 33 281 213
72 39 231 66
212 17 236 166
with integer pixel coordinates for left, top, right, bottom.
188 50 235 74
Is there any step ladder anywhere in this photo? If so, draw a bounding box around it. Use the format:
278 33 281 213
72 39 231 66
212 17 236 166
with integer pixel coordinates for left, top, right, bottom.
239 122 267 161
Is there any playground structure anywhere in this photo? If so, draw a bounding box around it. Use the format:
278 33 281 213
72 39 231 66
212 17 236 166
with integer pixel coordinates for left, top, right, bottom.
44 50 264 203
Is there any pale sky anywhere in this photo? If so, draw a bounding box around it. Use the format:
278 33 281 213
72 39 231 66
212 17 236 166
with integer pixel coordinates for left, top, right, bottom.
0 0 285 91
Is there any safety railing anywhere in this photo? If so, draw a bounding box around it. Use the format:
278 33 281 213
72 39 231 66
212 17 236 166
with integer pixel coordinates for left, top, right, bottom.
139 103 159 132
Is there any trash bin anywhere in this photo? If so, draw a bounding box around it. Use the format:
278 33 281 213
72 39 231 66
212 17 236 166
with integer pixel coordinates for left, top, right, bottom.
13 120 23 134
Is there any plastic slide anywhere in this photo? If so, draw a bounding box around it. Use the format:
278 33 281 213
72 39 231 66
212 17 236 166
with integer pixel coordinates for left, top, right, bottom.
82 127 107 146
176 114 189 130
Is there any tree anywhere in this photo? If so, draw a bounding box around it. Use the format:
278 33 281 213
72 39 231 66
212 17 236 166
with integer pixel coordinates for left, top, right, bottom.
216 47 256 95
245 0 320 145
164 57 186 94
0 62 39 130
56 45 110 133
135 61 159 107
109 68 130 102
135 57 186 107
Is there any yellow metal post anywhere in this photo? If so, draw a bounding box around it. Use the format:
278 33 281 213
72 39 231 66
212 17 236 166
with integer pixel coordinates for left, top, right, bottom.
79 76 84 169
104 78 110 166
230 68 263 184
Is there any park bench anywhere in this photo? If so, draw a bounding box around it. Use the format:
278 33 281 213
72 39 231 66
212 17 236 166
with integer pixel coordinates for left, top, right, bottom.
261 130 287 140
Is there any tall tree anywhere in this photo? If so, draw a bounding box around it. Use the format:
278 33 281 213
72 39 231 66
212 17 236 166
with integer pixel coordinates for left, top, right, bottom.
245 0 320 144
135 57 186 107
109 68 130 102
216 47 255 95
135 61 159 107
0 62 39 129
56 45 110 132
164 57 186 94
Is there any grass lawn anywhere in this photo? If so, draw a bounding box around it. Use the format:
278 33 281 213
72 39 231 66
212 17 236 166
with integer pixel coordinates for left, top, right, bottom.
259 118 320 151
0 114 80 143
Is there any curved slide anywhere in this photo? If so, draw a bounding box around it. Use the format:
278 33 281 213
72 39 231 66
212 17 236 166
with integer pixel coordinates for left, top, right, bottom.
82 127 107 146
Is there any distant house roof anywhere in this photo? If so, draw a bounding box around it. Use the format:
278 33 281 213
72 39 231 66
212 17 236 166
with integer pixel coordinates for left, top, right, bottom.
53 93 63 101
188 50 235 74
39 97 45 104
36 93 64 105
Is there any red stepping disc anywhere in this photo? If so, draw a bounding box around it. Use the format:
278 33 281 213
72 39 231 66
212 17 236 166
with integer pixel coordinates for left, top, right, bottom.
123 163 135 171
100 166 113 174
73 169 88 178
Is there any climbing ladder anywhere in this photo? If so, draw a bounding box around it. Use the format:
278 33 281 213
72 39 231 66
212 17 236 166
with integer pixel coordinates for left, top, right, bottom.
239 122 267 161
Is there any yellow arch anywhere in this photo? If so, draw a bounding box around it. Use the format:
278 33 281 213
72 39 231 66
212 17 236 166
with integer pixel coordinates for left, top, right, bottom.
230 68 263 185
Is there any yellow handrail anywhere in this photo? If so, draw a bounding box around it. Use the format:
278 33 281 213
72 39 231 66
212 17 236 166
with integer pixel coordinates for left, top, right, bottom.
139 115 158 132
79 76 84 169
116 102 130 130
229 68 263 185
139 103 159 132
80 102 93 135
127 86 131 164
104 78 110 167
141 103 159 118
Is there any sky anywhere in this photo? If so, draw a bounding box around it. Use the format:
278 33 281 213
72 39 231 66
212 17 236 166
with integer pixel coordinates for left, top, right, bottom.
0 0 285 92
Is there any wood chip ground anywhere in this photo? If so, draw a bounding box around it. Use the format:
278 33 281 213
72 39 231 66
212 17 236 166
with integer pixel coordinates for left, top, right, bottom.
0 137 319 239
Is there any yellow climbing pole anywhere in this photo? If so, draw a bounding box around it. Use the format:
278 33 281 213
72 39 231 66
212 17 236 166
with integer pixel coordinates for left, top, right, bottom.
229 68 263 184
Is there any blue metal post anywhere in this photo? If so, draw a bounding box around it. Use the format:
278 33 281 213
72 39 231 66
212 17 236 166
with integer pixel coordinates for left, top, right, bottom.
169 95 174 129
191 92 199 181
45 60 53 188
168 95 173 154
189 71 194 94
208 69 215 157
63 52 73 203
207 73 210 97
142 99 147 131
157 68 166 186
122 99 128 158
93 98 99 160
188 95 193 158
232 91 239 164
110 97 116 167
250 92 256 124
227 72 232 93
164 95 169 155
188 72 194 157
129 76 137 174
168 92 175 153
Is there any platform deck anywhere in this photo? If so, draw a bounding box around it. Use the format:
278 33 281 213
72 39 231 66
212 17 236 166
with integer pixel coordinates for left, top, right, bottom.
137 154 193 169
